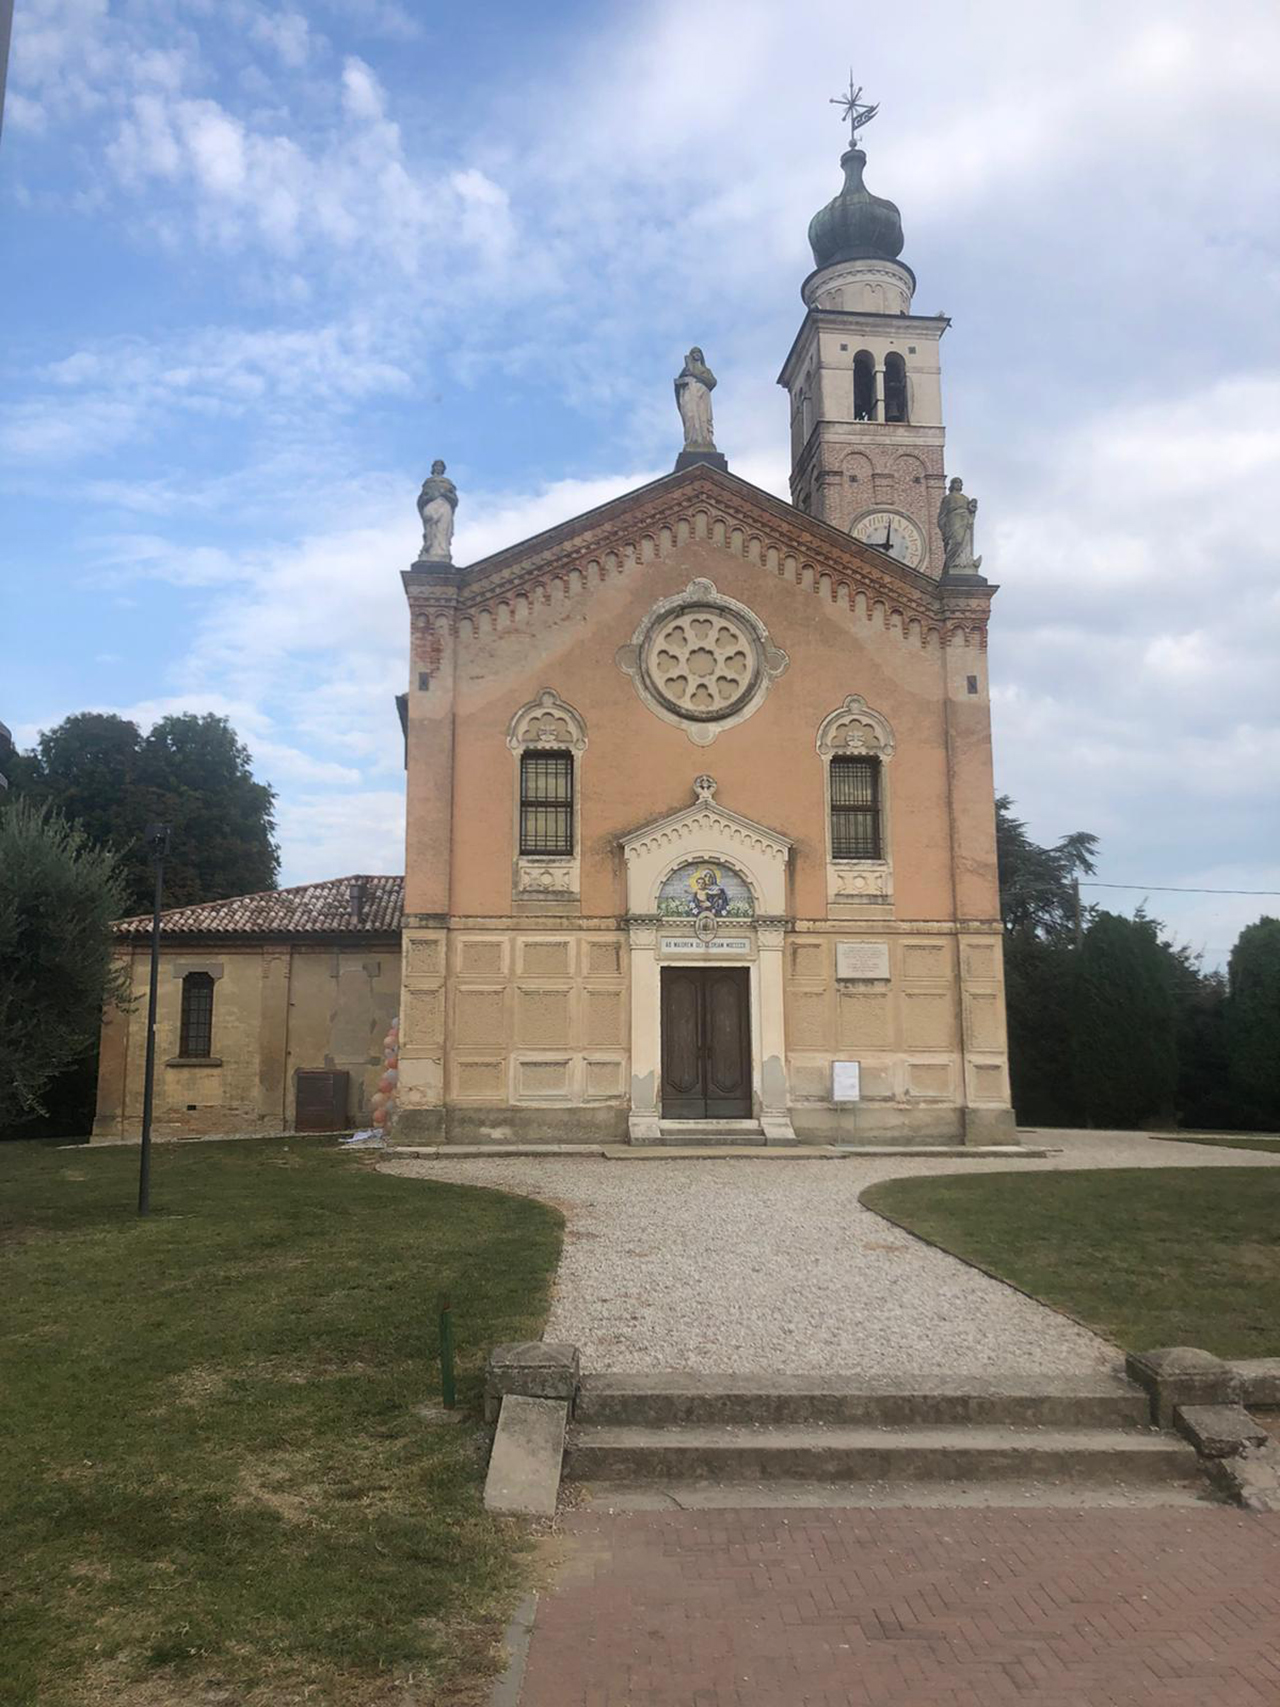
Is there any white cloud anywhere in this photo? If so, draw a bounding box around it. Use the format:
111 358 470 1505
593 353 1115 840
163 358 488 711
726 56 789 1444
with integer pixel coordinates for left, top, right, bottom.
274 789 405 886
250 12 314 68
340 56 384 122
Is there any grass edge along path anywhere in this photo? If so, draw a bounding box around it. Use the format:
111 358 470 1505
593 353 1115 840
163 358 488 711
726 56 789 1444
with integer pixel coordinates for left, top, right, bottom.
861 1166 1280 1362
1149 1133 1280 1156
0 1137 562 1707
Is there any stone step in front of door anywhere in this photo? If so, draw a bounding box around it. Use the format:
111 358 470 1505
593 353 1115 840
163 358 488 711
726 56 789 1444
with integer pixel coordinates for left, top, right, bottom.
562 1422 1204 1489
575 1372 1153 1432
653 1120 764 1146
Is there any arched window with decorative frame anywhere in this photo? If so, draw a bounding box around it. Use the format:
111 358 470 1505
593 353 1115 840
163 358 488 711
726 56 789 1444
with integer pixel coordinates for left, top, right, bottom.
816 696 897 909
506 689 589 904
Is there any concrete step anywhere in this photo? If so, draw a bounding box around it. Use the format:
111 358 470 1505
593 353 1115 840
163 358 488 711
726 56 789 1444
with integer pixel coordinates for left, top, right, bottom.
652 1121 764 1146
575 1371 1152 1431
562 1423 1202 1487
575 1478 1218 1511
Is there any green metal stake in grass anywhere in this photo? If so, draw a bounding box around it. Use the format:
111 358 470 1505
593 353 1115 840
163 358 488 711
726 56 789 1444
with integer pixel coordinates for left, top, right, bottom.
438 1292 456 1409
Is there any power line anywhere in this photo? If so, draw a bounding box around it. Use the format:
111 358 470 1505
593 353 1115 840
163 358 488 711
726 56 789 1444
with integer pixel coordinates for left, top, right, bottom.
1080 882 1280 898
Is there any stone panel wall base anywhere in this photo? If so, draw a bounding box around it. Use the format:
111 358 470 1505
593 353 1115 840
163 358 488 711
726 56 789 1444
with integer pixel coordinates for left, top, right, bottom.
963 1106 1019 1146
790 1103 964 1146
392 1106 446 1144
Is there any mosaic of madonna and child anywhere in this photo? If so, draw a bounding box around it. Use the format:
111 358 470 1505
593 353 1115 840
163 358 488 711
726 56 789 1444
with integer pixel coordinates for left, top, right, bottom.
656 861 755 921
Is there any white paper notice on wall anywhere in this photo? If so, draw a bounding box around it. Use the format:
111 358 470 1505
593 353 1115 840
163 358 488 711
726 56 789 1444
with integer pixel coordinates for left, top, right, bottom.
836 940 891 981
832 1060 861 1102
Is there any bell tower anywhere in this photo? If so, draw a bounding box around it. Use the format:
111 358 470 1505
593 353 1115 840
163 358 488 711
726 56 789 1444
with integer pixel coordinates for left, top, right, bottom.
777 85 950 577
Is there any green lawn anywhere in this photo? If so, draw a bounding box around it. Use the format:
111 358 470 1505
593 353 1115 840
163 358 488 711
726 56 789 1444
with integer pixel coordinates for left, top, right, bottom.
862 1167 1280 1360
0 1137 562 1707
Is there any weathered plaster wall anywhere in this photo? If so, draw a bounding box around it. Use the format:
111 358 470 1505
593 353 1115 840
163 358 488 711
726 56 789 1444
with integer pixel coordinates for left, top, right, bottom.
92 941 401 1140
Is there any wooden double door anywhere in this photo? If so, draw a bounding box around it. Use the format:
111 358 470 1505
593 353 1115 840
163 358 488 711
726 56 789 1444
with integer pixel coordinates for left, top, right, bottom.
660 965 752 1120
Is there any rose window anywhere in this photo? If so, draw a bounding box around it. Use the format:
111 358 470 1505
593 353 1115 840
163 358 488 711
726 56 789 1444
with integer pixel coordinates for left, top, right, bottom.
641 608 760 721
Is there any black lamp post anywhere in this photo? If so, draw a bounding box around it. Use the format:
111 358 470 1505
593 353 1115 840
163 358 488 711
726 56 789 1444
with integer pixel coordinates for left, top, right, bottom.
138 824 171 1216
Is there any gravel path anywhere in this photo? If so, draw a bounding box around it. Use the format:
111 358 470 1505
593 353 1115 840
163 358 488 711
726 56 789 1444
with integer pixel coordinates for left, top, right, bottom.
381 1131 1280 1378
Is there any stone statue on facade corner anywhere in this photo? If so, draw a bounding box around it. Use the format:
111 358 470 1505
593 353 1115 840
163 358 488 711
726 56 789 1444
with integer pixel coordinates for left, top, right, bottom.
416 459 458 563
937 477 983 575
675 347 717 452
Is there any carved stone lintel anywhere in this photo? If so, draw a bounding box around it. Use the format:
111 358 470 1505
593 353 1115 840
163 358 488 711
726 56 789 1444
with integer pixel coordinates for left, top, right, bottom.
507 688 588 754
816 695 895 759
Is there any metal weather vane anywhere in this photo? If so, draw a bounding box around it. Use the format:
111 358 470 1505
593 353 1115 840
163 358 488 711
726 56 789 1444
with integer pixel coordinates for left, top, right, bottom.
829 73 878 148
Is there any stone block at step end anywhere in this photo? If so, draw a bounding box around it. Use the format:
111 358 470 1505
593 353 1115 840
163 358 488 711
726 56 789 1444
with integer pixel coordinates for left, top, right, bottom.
483 1395 567 1517
1175 1403 1270 1458
485 1341 580 1424
1126 1346 1242 1428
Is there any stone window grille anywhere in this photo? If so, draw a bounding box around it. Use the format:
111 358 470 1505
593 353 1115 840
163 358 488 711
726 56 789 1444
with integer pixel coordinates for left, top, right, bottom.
179 972 214 1058
519 750 574 855
830 755 882 860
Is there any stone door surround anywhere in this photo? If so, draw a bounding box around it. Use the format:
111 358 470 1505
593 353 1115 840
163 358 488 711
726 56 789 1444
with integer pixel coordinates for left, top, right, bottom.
620 778 794 1143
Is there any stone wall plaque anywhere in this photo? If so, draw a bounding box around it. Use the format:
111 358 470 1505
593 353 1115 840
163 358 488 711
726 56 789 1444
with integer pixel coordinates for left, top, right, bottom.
832 1060 861 1102
836 940 891 982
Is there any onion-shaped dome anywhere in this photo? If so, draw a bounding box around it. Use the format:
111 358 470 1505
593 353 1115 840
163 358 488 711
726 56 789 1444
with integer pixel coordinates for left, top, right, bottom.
808 147 904 269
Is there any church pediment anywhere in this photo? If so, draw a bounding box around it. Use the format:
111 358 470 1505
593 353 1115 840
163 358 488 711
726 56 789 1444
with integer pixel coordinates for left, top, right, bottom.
621 775 791 919
429 463 993 650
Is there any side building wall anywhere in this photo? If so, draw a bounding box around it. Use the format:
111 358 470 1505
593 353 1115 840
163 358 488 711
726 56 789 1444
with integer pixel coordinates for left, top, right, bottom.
93 940 401 1140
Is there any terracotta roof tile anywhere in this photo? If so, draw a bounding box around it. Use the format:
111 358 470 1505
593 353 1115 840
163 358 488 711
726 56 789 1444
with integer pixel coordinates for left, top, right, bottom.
115 874 403 939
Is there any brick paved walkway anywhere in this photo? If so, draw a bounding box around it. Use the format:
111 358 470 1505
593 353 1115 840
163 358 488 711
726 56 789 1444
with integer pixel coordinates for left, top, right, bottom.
519 1508 1280 1705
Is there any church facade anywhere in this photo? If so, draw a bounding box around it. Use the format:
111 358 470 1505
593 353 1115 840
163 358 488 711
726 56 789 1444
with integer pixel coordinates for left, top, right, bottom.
395 121 1014 1147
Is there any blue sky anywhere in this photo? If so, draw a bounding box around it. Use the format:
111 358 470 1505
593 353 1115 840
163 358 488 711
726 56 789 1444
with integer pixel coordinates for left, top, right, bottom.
3 0 1279 967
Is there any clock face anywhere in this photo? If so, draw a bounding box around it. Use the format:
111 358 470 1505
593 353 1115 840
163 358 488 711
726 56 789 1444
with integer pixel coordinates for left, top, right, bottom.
850 508 927 570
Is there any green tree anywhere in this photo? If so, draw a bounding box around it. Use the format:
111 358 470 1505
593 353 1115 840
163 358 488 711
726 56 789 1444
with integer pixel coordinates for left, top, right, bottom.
1225 917 1280 1130
1070 910 1179 1129
995 795 1097 940
995 798 1098 1125
0 801 129 1133
12 711 279 915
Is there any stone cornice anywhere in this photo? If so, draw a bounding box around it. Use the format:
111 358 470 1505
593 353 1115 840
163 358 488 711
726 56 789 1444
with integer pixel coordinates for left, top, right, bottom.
403 465 995 650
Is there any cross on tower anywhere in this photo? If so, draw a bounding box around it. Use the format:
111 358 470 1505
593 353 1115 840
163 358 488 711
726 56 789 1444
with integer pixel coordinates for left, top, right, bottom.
829 73 878 148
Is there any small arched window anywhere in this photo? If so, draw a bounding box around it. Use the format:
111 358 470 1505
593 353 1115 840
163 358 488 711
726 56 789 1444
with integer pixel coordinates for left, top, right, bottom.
852 352 876 422
519 750 574 855
179 972 215 1059
829 756 883 861
884 353 908 423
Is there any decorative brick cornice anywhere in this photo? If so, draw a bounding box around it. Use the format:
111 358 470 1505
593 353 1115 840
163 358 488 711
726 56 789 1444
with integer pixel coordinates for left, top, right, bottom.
413 465 994 652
